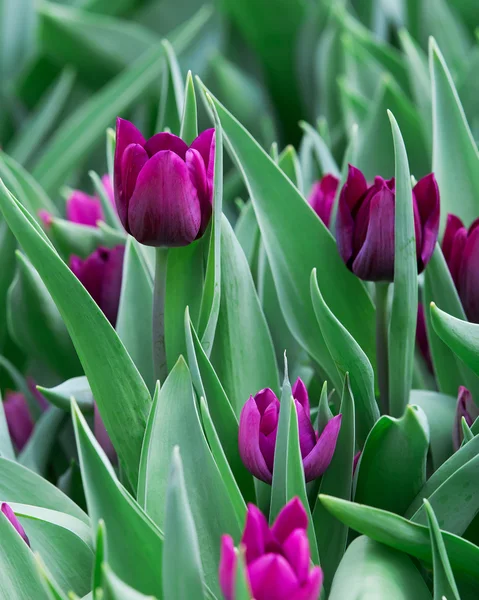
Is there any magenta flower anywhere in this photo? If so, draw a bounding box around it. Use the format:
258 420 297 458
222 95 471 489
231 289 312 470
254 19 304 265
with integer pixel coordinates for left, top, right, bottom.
3 381 48 451
238 378 341 484
308 174 339 228
442 214 479 323
416 303 433 372
1 503 30 546
70 245 125 326
336 165 440 282
114 118 215 247
453 386 479 451
219 498 322 600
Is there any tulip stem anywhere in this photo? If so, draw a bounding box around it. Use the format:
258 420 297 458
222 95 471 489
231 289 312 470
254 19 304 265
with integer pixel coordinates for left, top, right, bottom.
375 282 390 415
153 246 169 384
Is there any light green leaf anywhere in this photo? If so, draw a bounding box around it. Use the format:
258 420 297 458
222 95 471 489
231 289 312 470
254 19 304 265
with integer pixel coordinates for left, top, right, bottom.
298 121 340 178
89 171 122 231
0 0 37 87
278 145 303 192
234 548 252 600
0 219 16 348
102 566 157 600
38 377 94 414
19 408 66 475
180 71 198 144
0 391 15 459
48 219 104 261
36 555 70 600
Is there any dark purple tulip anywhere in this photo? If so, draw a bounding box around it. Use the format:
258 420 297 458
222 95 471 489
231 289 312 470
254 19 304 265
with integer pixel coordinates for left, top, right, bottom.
238 378 341 484
336 165 440 282
219 498 323 600
308 174 339 228
416 303 433 372
70 245 125 326
452 386 479 451
3 380 48 451
442 214 479 323
114 118 215 247
1 503 30 546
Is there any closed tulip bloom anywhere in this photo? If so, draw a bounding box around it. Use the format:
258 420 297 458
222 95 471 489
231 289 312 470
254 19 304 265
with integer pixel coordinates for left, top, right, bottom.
70 245 125 326
219 498 323 600
336 165 440 282
308 174 339 228
114 118 215 247
239 378 341 484
452 386 479 451
3 381 48 451
1 503 30 546
442 214 479 323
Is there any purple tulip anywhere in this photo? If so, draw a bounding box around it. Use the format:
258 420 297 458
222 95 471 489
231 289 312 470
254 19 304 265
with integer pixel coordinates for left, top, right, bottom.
416 303 433 372
308 174 339 228
442 214 479 323
114 118 215 247
336 165 440 282
452 386 479 451
3 380 48 451
70 245 125 326
1 503 30 546
219 498 323 600
238 378 341 484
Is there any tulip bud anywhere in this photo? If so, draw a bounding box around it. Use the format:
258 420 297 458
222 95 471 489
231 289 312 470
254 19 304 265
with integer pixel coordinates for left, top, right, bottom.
1 503 30 546
114 118 215 247
308 174 339 228
238 378 341 484
416 303 433 372
336 165 440 282
3 380 48 451
452 386 479 451
442 214 479 323
219 498 323 600
70 245 125 326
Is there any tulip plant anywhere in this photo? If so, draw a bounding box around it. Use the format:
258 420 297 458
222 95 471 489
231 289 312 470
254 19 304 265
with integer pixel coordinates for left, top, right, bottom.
1 1 479 599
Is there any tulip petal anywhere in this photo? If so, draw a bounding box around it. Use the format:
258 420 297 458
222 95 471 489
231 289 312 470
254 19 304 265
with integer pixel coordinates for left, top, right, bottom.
353 450 362 474
271 497 308 544
259 400 279 435
452 386 476 451
101 174 115 206
119 143 149 228
66 191 103 227
448 227 467 287
351 184 396 281
186 148 212 235
114 118 145 208
416 303 433 372
248 554 299 600
343 164 368 210
38 209 53 227
239 397 273 483
336 186 356 266
219 535 237 600
290 567 323 600
295 400 316 459
459 225 479 323
303 414 342 482
282 528 311 584
1 503 30 546
259 430 276 473
3 392 33 451
308 174 338 228
292 378 310 418
70 250 107 314
143 132 188 159
254 388 279 414
242 504 269 563
127 150 201 247
413 173 440 271
190 128 215 170
99 245 125 326
442 213 464 262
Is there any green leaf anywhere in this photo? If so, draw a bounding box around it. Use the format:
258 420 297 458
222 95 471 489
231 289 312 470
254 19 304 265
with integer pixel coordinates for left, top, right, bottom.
93 520 107 597
162 447 206 600
329 536 432 599
0 0 37 87
102 565 157 600
137 357 241 596
19 408 66 475
36 555 70 600
71 400 164 597
89 171 122 231
38 377 94 414
319 494 479 584
116 238 154 394
424 500 461 600
234 548 252 600
0 181 151 488
235 201 260 276
0 220 16 349
314 375 355 591
298 122 340 178
387 111 418 417
0 391 14 459
310 269 378 446
203 84 376 389
278 145 303 192
180 71 198 144
430 37 479 230
48 219 105 261
158 39 185 135
354 406 429 516
211 216 279 415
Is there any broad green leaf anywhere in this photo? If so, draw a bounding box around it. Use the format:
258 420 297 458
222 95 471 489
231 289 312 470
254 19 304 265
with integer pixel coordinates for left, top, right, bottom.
0 182 151 488
388 111 418 417
162 447 206 600
38 377 94 414
298 122 340 178
0 458 88 523
93 520 106 597
102 566 157 600
19 408 66 475
329 536 432 599
116 238 154 394
235 201 260 277
0 220 16 349
48 219 104 261
424 500 461 600
278 145 303 192
0 391 15 459
314 375 355 590
8 252 82 379
355 406 429 516
0 0 37 87
0 509 49 600
430 38 479 230
159 39 185 135
211 216 279 415
311 269 378 445
319 494 479 584
71 400 164 597
137 357 241 596
36 555 70 600
180 71 198 144
204 85 376 389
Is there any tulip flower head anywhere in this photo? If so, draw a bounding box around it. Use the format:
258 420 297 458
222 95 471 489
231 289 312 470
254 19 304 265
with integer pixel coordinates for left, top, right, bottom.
3 381 48 451
308 174 339 228
219 498 323 600
1 503 30 546
336 165 440 282
452 386 479 451
70 245 125 326
239 378 341 484
114 118 215 247
442 214 479 323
